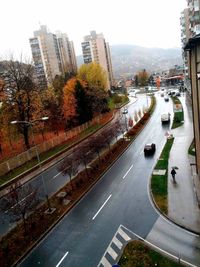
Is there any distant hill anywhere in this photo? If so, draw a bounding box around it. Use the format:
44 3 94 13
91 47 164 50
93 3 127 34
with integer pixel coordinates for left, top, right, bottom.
76 44 183 78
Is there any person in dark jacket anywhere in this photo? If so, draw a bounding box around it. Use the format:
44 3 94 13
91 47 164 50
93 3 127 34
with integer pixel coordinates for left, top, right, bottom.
171 168 176 182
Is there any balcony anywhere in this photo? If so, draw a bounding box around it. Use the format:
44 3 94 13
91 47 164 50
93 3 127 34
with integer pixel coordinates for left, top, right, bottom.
194 0 199 11
194 24 200 35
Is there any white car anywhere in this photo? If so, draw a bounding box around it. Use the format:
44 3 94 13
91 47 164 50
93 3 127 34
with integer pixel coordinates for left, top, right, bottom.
161 113 170 123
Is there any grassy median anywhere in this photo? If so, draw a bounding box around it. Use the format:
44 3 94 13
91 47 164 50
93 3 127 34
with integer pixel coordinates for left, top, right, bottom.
118 240 183 266
151 138 174 214
171 96 184 129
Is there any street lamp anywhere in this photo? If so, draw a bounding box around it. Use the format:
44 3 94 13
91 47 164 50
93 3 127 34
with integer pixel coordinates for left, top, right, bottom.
122 107 128 132
145 87 149 108
10 117 51 210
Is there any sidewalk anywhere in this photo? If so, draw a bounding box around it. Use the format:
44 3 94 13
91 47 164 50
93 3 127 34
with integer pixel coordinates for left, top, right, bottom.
168 96 200 234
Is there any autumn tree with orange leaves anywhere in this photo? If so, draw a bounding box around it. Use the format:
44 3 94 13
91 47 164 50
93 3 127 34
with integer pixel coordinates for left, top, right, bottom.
137 69 150 87
62 78 79 128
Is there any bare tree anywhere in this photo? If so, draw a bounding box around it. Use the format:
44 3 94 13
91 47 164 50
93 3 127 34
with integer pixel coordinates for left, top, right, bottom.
87 135 106 165
114 118 126 139
0 59 42 149
58 151 80 190
78 141 94 178
103 128 115 152
0 181 38 234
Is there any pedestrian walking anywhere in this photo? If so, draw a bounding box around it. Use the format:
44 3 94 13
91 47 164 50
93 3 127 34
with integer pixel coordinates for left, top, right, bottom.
171 168 176 183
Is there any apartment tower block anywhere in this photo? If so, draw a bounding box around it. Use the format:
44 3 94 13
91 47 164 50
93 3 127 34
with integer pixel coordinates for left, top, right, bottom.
30 25 77 88
81 31 114 90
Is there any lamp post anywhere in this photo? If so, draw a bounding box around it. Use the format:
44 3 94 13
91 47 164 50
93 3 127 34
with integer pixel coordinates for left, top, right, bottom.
145 86 149 108
122 107 128 132
10 117 51 210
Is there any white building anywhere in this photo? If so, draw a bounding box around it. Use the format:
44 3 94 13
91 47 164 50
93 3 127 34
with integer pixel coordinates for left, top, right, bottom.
30 25 77 87
81 31 114 90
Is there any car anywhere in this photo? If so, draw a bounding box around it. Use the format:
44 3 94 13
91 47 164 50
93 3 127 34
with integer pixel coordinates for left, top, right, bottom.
161 113 170 123
160 93 164 97
175 91 181 96
168 91 172 96
164 96 169 101
122 108 128 114
144 143 156 155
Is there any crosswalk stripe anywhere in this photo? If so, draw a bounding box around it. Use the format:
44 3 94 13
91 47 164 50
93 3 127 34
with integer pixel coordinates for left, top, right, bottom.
113 236 123 249
101 256 112 267
118 227 131 241
107 246 118 260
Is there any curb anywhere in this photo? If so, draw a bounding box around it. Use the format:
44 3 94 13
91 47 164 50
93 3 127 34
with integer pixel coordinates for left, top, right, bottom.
13 97 152 267
150 188 200 236
149 99 200 236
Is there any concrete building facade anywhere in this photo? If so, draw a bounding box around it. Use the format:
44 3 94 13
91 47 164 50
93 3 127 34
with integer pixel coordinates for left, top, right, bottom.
81 31 114 90
183 0 200 180
185 36 200 176
30 25 77 87
181 1 200 94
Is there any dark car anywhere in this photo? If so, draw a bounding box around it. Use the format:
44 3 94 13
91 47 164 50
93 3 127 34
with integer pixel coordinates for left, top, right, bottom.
144 143 156 155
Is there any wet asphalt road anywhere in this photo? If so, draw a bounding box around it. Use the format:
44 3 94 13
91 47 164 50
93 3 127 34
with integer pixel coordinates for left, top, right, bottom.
17 93 200 267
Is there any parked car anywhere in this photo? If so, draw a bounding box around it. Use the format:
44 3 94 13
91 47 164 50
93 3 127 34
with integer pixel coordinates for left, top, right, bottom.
164 96 169 101
144 143 156 155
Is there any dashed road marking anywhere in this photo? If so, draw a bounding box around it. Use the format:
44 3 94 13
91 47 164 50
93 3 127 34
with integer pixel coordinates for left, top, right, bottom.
55 251 69 267
122 164 133 179
92 194 112 220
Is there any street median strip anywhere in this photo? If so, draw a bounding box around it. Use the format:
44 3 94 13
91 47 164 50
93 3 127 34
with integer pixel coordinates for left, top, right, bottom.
151 138 174 214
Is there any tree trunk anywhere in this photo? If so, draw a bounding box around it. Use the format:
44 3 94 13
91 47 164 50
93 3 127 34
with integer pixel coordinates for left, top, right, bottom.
97 151 101 165
84 162 89 178
69 174 73 190
22 213 27 235
23 127 30 149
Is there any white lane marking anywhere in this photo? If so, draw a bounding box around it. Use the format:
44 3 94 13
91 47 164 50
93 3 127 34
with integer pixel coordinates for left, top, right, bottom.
101 256 112 267
52 171 62 179
122 164 133 179
118 227 131 241
92 194 112 220
113 236 123 249
107 246 118 260
5 192 34 213
140 150 144 155
55 251 69 267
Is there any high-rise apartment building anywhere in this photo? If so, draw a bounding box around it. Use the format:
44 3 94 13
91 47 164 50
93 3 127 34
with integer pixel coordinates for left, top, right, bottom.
180 9 190 82
188 0 200 36
81 31 114 90
30 25 77 88
56 32 77 74
180 1 200 93
182 1 200 181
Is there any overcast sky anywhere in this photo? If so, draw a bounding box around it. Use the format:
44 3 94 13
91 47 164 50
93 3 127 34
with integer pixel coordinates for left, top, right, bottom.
0 0 187 60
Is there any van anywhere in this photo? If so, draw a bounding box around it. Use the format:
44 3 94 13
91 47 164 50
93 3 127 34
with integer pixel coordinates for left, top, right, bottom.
161 113 170 123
